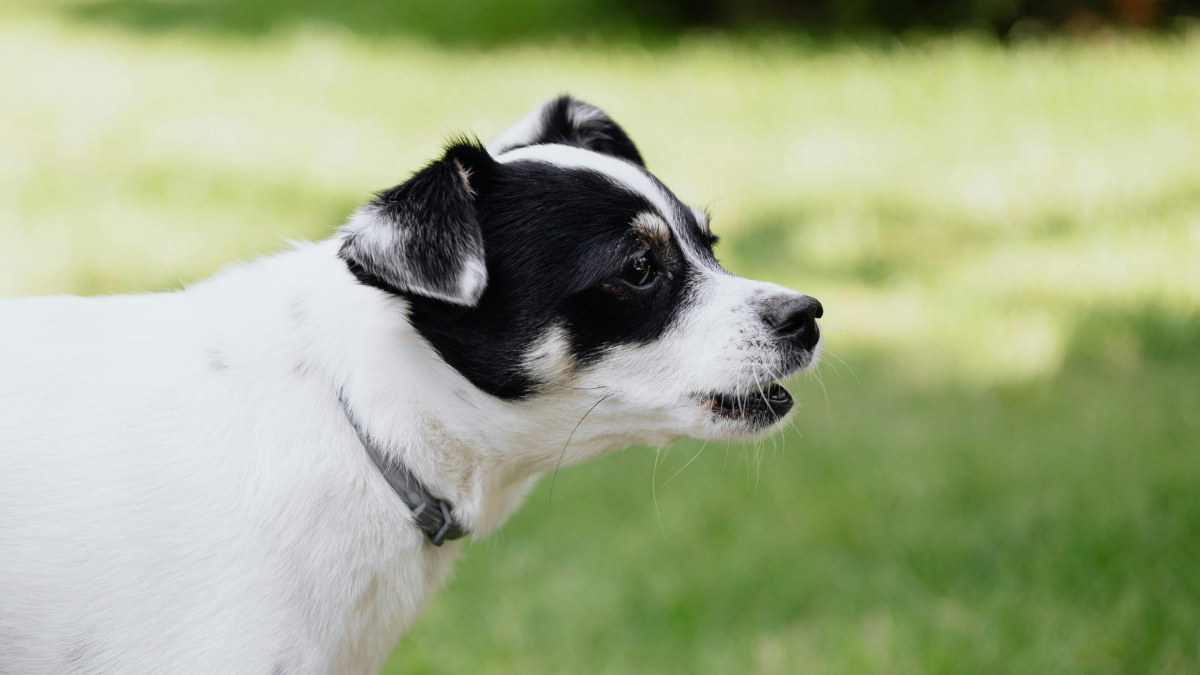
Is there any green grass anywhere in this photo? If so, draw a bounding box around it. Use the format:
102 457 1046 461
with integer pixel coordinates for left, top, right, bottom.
2 7 1199 673
397 358 1200 675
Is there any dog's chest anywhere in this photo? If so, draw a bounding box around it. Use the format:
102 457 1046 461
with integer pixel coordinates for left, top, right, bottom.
235 413 467 674
306 536 461 675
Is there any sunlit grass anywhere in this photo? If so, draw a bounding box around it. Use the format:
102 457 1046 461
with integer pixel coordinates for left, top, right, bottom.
4 19 1198 384
2 9 1199 673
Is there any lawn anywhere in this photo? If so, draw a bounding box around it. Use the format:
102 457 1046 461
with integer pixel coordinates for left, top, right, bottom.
2 4 1199 672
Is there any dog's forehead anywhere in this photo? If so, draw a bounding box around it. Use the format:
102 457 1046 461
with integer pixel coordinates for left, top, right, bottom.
494 144 711 259
495 144 670 213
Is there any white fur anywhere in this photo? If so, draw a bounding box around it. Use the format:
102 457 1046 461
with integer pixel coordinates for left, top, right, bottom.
340 205 487 307
631 211 670 243
0 170 816 675
495 144 717 268
496 145 676 230
486 105 549 157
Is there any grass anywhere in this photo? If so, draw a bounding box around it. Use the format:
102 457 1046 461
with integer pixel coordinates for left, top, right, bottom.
2 5 1199 673
398 357 1200 675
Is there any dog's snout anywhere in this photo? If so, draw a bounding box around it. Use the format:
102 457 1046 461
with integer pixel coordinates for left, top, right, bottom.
764 295 822 351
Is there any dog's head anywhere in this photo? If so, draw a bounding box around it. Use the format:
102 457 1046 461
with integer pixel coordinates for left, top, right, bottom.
340 96 821 446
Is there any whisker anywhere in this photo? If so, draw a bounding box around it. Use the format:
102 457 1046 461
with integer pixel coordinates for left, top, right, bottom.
703 190 746 211
754 436 764 495
822 348 860 383
812 365 831 409
736 358 749 418
651 445 667 537
817 352 843 378
752 363 770 409
548 393 612 505
660 441 709 489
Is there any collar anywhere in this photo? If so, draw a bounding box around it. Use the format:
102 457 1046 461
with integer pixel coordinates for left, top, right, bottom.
339 396 466 546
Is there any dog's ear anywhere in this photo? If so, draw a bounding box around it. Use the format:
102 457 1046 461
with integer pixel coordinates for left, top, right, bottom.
340 140 494 307
488 94 645 167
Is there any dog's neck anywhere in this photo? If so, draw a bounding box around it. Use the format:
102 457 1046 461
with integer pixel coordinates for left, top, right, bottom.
286 239 633 539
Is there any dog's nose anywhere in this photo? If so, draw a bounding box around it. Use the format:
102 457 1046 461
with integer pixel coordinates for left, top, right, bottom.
764 295 822 351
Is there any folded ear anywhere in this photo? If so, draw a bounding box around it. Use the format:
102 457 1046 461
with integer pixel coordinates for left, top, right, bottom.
488 94 645 167
340 140 494 307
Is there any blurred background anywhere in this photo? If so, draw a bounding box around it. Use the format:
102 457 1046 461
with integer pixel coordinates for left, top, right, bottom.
2 0 1199 672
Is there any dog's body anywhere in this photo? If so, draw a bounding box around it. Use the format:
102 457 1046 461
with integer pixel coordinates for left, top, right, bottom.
1 244 463 674
0 97 822 674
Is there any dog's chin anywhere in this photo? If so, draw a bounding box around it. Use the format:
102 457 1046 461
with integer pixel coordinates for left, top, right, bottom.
694 381 795 441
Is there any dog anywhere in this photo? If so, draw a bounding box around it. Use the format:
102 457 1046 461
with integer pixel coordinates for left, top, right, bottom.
0 96 822 675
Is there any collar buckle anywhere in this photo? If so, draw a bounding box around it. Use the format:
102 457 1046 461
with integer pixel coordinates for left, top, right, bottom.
340 396 467 546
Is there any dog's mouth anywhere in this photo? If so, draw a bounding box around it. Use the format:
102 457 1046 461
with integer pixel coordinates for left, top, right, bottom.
701 381 794 426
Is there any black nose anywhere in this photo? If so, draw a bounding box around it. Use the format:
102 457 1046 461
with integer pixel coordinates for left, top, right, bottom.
764 295 823 351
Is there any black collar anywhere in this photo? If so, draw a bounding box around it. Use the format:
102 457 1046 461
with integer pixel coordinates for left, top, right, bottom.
339 397 466 546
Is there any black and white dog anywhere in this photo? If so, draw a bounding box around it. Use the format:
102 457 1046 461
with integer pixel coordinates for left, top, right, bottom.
0 96 822 674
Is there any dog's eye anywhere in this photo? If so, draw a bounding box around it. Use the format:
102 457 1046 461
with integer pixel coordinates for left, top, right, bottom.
618 252 656 287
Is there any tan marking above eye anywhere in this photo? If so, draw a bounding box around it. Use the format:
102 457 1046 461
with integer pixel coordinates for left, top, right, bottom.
631 212 670 246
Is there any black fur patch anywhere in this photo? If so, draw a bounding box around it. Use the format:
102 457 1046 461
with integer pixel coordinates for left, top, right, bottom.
340 141 494 306
499 95 645 167
343 102 721 400
401 159 713 400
